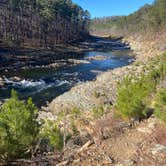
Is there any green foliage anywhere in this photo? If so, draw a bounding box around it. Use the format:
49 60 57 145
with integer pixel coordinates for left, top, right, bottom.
116 75 155 120
55 107 81 149
11 89 19 99
0 90 40 161
148 53 166 82
92 106 105 118
57 107 81 122
69 107 81 135
116 53 166 120
70 107 81 119
94 91 101 98
154 88 166 122
71 122 79 135
0 90 84 161
40 120 63 150
1 0 90 47
91 0 166 35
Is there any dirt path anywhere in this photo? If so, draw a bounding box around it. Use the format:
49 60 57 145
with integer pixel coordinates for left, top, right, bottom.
68 117 166 166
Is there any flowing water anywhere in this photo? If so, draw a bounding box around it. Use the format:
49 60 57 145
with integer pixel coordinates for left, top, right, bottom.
0 38 134 106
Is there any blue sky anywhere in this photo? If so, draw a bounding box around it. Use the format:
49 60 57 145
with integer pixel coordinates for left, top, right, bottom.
72 0 154 18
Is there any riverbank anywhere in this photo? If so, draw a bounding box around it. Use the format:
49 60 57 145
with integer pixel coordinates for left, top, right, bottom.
122 31 166 62
41 33 166 166
42 34 166 166
0 35 129 82
0 36 129 72
47 33 166 114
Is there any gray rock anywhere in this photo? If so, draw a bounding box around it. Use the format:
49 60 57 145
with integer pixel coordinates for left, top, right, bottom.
11 76 21 81
116 159 135 166
151 144 166 155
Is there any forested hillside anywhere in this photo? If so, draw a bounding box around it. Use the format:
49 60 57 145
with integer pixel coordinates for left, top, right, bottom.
0 0 166 165
91 0 166 36
0 0 90 48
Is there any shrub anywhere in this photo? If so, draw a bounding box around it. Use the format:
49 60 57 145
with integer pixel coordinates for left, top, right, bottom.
149 63 166 83
0 90 40 161
70 107 81 119
116 74 156 120
116 52 166 121
154 88 166 123
56 107 81 149
0 90 79 162
40 120 63 151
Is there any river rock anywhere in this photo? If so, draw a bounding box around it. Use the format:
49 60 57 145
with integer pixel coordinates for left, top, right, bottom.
48 64 147 113
68 59 90 64
116 159 135 166
38 111 57 121
151 144 166 155
85 55 106 60
11 76 21 82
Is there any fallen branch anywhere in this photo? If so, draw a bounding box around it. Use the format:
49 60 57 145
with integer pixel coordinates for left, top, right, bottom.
76 140 94 154
56 160 69 166
56 140 94 166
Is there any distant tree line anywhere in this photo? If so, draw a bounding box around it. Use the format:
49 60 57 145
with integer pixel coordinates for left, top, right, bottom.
0 0 90 48
91 0 166 36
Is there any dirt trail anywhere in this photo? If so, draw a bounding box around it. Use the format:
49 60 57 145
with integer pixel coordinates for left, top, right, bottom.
69 117 166 166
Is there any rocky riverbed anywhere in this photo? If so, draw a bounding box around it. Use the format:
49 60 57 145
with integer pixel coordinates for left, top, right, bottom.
48 65 139 113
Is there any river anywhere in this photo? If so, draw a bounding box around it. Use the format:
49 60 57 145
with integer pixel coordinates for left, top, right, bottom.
0 37 134 106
